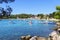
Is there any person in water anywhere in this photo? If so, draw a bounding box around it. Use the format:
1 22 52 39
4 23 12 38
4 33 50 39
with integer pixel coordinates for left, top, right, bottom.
29 21 32 26
29 21 32 24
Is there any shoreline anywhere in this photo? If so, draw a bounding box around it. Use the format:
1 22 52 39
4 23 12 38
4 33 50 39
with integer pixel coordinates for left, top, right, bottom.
20 35 49 40
0 18 59 21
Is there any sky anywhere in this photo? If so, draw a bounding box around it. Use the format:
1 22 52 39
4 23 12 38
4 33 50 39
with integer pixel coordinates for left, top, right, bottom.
0 0 60 15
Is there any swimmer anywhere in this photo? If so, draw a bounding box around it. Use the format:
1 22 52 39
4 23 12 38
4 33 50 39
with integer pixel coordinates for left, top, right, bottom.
29 21 32 24
29 21 32 26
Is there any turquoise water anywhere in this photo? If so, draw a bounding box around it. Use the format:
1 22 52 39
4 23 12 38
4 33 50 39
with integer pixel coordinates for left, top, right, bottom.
0 19 56 40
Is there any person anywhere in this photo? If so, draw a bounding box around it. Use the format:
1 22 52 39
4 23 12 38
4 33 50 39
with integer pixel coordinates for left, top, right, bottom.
29 21 32 26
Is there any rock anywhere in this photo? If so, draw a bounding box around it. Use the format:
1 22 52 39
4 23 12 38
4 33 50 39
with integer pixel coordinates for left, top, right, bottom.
37 37 47 40
56 22 60 26
20 35 47 40
25 35 31 40
29 36 37 40
20 36 26 40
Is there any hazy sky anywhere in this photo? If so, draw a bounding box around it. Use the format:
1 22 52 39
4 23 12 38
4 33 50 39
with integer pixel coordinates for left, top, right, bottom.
0 0 60 15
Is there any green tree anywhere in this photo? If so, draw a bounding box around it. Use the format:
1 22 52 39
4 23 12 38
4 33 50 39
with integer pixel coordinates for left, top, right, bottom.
54 6 60 19
49 12 56 18
54 12 60 19
56 6 60 10
16 14 34 18
49 6 60 19
37 14 44 19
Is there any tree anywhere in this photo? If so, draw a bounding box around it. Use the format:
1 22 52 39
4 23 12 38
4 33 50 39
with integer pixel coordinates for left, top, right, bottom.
54 12 60 19
17 14 33 18
0 0 15 3
37 14 44 19
56 6 60 10
0 0 15 19
54 6 60 19
49 12 56 18
49 6 60 19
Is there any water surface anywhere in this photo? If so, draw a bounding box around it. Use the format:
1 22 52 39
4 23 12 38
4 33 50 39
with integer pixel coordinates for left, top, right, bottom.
0 19 56 40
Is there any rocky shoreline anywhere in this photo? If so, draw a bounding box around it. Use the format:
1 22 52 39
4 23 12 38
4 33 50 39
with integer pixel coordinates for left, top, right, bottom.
20 35 48 40
20 21 60 40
